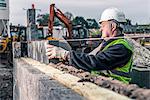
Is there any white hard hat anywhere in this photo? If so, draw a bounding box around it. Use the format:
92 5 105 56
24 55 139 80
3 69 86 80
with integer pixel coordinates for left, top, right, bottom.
99 7 126 23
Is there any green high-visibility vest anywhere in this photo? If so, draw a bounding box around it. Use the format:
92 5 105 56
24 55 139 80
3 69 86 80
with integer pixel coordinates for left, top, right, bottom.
91 38 133 84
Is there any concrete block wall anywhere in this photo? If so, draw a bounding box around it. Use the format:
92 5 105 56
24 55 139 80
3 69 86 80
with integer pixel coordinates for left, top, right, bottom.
13 59 84 100
13 58 130 100
27 40 71 64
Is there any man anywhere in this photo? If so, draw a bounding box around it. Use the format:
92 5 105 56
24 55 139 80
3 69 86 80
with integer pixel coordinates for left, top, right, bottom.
46 7 133 84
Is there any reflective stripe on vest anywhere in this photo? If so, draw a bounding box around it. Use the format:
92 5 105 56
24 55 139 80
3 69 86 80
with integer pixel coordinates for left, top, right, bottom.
110 70 130 78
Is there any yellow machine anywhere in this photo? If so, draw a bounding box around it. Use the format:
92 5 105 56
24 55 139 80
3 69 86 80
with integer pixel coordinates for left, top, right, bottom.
0 30 12 65
0 36 9 53
0 23 11 54
0 0 11 59
140 38 150 46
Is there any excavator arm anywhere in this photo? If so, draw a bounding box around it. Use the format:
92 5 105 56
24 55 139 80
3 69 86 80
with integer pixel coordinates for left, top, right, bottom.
48 4 73 39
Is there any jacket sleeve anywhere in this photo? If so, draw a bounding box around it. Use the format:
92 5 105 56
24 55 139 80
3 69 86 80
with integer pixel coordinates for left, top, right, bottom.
68 44 132 72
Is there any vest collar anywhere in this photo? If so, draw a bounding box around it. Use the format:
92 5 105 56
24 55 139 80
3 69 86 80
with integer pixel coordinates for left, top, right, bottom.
101 34 124 50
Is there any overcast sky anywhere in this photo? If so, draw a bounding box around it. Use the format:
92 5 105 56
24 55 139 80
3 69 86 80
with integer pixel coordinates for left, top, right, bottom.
10 0 150 26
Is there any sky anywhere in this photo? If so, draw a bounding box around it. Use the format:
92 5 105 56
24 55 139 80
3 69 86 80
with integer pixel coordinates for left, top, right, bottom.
10 0 150 26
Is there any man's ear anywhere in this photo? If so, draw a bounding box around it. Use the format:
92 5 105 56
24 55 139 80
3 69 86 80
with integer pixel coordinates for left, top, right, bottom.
111 22 117 32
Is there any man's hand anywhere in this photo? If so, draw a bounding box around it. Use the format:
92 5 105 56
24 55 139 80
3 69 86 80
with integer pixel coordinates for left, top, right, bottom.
46 44 69 60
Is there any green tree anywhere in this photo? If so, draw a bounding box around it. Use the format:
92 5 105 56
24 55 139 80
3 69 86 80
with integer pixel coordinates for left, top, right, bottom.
36 13 61 26
64 12 74 21
86 19 99 29
37 14 49 26
72 16 88 27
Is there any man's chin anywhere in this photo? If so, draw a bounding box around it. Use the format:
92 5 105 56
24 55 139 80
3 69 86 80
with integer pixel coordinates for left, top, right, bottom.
101 35 107 38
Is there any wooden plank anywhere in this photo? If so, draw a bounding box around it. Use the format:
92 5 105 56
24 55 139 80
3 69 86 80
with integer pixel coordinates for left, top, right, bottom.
22 58 129 100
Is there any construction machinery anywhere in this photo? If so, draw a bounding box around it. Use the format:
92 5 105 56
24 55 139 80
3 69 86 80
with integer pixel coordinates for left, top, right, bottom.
24 3 96 54
47 4 88 50
0 24 27 64
0 18 10 54
0 33 10 53
48 4 73 39
0 0 13 64
26 4 93 51
0 25 26 54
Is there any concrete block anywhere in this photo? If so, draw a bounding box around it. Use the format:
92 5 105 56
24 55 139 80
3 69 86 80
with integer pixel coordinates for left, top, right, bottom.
27 40 72 64
38 77 84 100
13 59 84 100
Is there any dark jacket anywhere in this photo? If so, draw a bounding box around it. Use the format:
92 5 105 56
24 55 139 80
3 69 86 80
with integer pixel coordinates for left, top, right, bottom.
68 37 132 72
